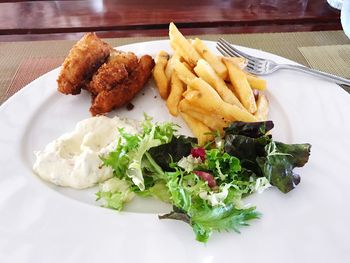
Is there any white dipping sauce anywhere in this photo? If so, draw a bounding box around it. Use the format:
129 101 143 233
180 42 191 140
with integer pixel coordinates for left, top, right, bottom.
33 116 138 189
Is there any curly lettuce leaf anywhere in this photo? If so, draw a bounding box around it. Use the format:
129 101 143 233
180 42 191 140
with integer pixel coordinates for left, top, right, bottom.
160 202 260 243
96 177 135 211
205 148 241 181
191 203 260 242
126 124 167 190
101 133 137 179
141 152 165 180
102 118 177 191
138 181 171 203
148 181 171 203
160 165 261 242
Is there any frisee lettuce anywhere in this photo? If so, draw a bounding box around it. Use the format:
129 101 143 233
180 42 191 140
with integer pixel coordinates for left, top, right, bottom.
96 177 135 210
102 117 176 191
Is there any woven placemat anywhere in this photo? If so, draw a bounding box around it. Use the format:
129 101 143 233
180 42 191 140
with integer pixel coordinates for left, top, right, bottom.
2 57 64 102
299 44 350 93
1 30 350 104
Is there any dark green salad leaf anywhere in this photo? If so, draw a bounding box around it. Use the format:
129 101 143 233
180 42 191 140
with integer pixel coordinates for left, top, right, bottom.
97 117 311 242
158 206 190 224
224 121 274 138
224 121 311 193
148 135 197 171
257 141 311 193
224 134 271 176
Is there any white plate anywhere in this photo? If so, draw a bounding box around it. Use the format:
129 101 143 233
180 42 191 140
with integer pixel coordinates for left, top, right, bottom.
1 40 350 263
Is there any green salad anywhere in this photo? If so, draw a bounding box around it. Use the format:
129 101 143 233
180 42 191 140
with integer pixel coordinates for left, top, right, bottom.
96 116 311 242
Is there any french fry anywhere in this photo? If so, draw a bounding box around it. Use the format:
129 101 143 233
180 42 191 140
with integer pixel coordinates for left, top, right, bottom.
170 41 188 63
169 22 201 66
183 61 193 71
182 110 228 134
223 57 247 69
165 53 180 80
192 38 228 79
224 57 266 91
166 72 185 116
254 93 269 121
173 60 196 85
183 110 226 133
246 73 267 90
184 78 257 122
223 58 257 114
194 59 244 109
224 57 266 90
226 83 239 100
180 112 213 146
153 51 170 99
178 99 229 131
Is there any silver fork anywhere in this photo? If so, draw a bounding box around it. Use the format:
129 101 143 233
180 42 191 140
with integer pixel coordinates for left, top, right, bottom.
217 38 350 86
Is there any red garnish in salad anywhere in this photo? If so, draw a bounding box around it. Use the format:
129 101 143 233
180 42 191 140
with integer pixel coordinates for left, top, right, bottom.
194 171 216 188
191 147 206 161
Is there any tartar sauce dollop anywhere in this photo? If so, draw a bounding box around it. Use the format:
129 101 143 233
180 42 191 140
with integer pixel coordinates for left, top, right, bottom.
33 116 138 189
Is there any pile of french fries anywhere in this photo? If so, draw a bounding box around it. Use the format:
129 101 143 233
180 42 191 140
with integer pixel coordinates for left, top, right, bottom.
153 22 269 145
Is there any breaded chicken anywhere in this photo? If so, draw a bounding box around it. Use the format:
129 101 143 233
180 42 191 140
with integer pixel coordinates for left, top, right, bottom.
57 33 155 114
87 51 138 96
57 33 111 95
90 55 155 115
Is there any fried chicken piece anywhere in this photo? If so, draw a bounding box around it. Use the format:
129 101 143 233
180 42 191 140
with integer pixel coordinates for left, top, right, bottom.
87 51 138 96
109 50 139 73
90 55 155 116
57 33 112 95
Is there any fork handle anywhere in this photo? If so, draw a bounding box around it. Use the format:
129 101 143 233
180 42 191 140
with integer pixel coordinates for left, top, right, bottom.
279 64 350 86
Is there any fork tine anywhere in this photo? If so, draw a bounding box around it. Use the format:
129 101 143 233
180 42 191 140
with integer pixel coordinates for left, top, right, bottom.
246 63 260 72
218 45 255 73
217 40 243 58
216 45 231 58
218 38 264 63
217 38 267 75
216 41 242 58
218 38 251 58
